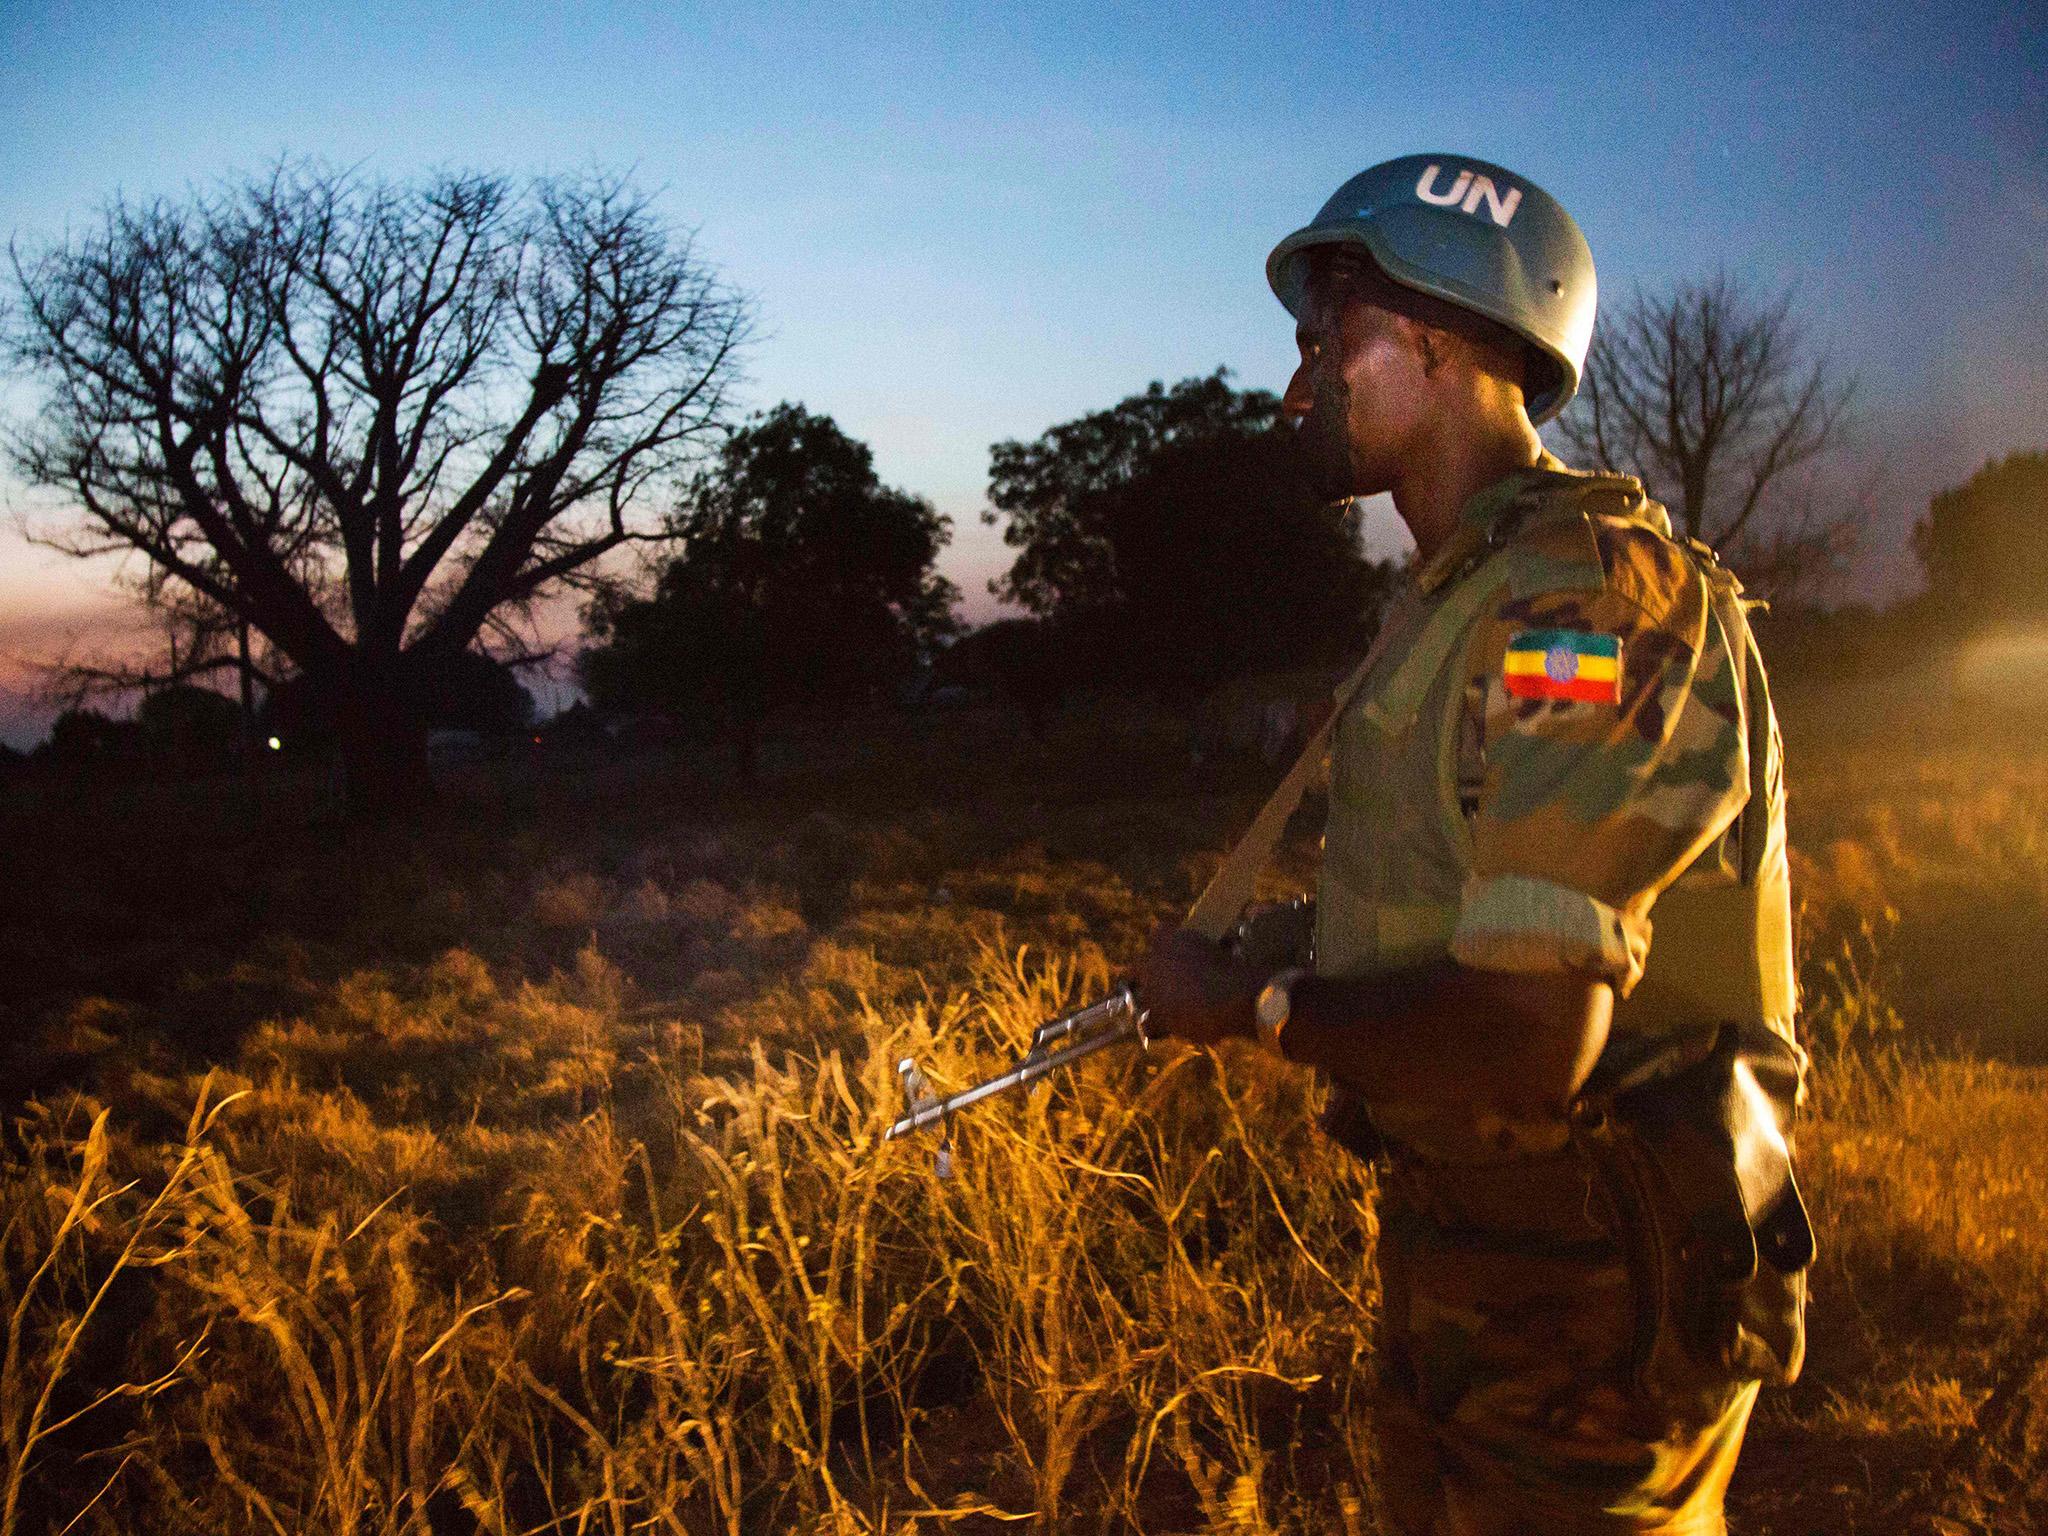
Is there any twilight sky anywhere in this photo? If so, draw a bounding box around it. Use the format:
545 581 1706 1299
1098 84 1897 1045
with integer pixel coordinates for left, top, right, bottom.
2 0 2043 745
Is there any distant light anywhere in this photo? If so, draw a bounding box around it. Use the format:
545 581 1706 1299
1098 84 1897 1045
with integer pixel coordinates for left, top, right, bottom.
267 735 283 751
1957 629 2048 696
531 734 543 746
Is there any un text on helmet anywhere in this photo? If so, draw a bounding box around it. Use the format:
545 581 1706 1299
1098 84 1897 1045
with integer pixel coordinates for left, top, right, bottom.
1413 165 1523 228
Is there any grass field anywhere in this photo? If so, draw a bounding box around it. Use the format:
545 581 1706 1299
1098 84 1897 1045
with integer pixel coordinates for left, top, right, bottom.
3 654 2044 1534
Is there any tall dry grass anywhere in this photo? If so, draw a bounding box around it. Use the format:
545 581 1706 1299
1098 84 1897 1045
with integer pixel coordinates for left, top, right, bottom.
5 931 1388 1534
5 682 2045 1532
13 922 2043 1534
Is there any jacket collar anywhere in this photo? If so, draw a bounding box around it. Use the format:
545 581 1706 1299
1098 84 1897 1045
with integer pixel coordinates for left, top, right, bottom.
1414 451 1668 595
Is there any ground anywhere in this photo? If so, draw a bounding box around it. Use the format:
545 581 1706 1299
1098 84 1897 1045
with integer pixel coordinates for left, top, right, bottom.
1 650 2043 1533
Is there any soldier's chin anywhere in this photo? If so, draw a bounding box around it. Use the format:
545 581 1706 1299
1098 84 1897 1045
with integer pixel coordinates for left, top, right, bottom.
1302 454 1368 507
1298 437 1367 505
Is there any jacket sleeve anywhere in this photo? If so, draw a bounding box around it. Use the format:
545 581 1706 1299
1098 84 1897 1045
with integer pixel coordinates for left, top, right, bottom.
1447 540 1750 994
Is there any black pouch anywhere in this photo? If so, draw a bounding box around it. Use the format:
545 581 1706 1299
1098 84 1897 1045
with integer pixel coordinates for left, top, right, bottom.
1224 896 1316 973
1580 1022 1814 1388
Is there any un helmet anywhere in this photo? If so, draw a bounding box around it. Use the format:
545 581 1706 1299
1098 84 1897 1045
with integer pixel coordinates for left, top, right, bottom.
1266 155 1596 424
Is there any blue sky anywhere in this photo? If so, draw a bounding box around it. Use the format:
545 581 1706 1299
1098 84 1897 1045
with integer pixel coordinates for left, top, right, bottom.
2 1 2043 743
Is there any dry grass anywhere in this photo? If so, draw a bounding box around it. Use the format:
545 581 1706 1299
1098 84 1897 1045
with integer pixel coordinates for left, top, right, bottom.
4 940 1381 1534
3 677 2045 1533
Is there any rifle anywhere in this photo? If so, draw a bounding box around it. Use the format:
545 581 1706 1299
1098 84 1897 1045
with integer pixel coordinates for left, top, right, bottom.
885 898 1313 1151
886 984 1147 1143
882 622 1400 1156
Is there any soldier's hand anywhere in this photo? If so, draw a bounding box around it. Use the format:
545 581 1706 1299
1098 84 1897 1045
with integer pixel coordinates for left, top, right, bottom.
1133 923 1263 1046
1226 897 1315 972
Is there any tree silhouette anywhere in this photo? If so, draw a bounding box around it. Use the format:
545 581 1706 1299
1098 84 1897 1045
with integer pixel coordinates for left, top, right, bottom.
136 683 241 767
6 163 750 815
581 404 957 780
44 707 138 769
986 369 1281 617
984 370 1386 699
1557 275 1858 602
930 616 1080 738
1913 450 2048 629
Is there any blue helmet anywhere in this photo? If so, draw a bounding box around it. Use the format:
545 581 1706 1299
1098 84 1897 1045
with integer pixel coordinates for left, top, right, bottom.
1267 155 1597 423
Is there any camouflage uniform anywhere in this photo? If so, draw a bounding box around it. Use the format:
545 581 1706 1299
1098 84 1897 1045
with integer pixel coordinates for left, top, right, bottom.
1315 453 1807 1535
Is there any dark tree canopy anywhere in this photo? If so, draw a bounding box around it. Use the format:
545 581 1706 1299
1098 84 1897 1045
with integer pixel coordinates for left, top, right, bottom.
929 615 1081 738
136 683 242 761
987 369 1282 617
30 688 250 777
983 370 1387 697
44 707 140 767
1913 450 2048 627
260 650 533 751
1097 429 1384 690
581 403 957 778
5 162 750 814
1557 274 1858 602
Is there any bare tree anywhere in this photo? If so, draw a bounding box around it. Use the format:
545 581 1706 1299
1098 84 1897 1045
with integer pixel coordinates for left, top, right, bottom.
28 580 265 741
5 163 750 814
1556 274 1857 601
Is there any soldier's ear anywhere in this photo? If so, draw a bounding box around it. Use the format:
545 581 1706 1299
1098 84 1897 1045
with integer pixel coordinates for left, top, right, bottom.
1403 314 1458 381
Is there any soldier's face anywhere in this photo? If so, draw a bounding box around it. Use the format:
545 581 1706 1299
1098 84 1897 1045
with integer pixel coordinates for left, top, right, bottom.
1283 256 1431 501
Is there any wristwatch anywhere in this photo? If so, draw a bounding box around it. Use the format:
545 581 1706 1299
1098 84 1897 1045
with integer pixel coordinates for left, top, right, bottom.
1254 966 1307 1055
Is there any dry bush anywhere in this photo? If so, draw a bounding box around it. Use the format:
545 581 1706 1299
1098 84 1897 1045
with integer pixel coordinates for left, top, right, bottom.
531 872 611 931
4 937 1386 1534
1740 1041 2048 1533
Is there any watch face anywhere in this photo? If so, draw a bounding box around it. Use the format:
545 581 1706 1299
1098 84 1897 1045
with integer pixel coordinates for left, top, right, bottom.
1256 979 1289 1030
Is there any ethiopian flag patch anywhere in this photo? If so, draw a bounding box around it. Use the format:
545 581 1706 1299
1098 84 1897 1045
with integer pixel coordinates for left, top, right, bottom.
1504 629 1623 703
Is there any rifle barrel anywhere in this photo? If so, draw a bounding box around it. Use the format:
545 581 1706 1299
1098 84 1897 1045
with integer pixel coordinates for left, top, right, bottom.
885 989 1145 1139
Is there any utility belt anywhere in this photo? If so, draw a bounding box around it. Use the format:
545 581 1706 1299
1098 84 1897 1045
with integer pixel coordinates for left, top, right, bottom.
1333 1020 1815 1388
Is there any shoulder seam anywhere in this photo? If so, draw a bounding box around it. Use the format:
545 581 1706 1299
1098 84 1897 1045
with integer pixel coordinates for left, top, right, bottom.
1585 515 1708 646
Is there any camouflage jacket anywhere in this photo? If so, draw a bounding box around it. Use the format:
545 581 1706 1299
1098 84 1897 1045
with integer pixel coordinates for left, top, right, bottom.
1316 453 1798 1162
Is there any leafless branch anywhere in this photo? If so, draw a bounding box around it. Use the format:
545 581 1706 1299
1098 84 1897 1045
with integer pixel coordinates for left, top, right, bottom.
1556 273 1858 600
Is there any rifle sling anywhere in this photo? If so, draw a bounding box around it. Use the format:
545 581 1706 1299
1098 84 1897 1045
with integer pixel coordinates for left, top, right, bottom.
1182 623 1400 941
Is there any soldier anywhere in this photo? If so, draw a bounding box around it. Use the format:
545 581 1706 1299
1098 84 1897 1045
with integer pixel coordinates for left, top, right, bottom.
1135 155 1812 1534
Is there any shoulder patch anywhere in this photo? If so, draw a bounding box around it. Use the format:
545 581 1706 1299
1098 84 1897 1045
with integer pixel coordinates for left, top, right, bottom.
1504 629 1623 704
